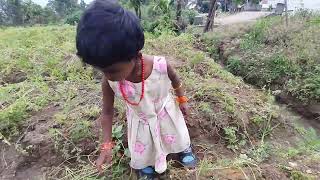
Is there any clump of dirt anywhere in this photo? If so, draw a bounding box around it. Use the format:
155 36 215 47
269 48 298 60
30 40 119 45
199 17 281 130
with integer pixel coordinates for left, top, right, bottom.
1 69 27 85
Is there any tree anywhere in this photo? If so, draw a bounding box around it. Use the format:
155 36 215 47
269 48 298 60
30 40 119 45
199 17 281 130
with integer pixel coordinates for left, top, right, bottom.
65 9 82 25
197 0 210 13
12 0 23 24
176 0 182 22
129 0 142 19
0 0 9 25
0 0 23 25
42 7 57 24
47 0 78 18
204 0 217 32
153 0 173 15
80 0 86 10
22 0 44 24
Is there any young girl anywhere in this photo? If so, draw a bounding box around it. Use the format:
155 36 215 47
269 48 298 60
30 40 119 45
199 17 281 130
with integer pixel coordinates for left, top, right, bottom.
76 0 196 178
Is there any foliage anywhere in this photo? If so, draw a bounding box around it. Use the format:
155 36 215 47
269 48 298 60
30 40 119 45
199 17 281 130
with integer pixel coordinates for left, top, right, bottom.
141 0 176 35
197 0 210 13
182 9 198 25
0 0 86 26
65 9 82 25
47 0 78 18
204 14 320 103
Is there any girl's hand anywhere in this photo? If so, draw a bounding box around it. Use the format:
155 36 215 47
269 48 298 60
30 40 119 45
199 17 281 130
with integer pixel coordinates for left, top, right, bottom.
179 102 190 117
96 149 112 173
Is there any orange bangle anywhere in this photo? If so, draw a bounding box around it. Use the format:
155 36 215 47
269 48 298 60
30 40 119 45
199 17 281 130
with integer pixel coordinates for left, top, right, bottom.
100 142 114 151
176 96 188 104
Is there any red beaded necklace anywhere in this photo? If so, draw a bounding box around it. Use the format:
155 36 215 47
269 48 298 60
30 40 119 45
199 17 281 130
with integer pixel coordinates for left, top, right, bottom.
119 56 145 106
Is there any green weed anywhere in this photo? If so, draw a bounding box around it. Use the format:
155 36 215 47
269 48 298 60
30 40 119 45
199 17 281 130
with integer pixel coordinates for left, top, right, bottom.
223 126 246 151
248 142 271 163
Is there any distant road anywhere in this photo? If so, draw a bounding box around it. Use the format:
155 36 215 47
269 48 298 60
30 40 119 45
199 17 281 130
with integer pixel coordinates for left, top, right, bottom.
216 11 272 25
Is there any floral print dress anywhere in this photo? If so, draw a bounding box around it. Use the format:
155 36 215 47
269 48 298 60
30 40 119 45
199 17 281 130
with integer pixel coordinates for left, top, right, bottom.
108 56 191 173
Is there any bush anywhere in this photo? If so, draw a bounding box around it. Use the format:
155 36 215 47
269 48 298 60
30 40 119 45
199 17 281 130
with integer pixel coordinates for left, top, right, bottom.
65 10 83 25
182 9 198 25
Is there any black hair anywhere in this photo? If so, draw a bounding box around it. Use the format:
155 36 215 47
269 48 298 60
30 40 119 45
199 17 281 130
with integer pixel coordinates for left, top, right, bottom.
76 0 144 68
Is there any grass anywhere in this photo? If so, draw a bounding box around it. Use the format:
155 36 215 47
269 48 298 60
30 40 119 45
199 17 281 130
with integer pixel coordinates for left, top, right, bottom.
203 14 320 104
1 22 318 179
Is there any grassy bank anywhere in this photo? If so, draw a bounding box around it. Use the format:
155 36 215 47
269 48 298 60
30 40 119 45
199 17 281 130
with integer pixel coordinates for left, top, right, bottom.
202 13 320 119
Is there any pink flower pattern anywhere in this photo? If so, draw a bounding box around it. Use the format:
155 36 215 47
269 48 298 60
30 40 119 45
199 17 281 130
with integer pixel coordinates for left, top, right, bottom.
156 153 166 167
134 141 145 155
139 112 148 125
154 58 167 74
158 108 168 120
155 121 160 137
163 134 176 144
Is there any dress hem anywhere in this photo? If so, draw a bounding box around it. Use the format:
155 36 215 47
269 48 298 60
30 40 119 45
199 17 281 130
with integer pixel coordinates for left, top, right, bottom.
129 141 191 173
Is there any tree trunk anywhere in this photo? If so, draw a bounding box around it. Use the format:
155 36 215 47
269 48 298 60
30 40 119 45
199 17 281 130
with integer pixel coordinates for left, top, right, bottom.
134 7 141 19
176 0 182 23
138 7 141 19
204 0 217 33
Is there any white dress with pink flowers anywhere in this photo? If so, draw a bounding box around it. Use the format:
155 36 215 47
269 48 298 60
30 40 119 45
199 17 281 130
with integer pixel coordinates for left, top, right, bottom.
108 56 191 173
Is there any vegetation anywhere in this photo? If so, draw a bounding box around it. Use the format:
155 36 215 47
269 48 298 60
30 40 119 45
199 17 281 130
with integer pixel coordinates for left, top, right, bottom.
202 12 320 120
1 1 319 179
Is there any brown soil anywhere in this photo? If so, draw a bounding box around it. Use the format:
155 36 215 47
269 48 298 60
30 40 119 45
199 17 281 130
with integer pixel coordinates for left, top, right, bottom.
276 93 320 122
0 106 64 180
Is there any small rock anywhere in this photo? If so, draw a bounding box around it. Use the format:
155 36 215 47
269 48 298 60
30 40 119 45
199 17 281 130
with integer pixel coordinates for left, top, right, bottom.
306 169 312 174
289 162 298 168
272 90 282 95
286 166 293 171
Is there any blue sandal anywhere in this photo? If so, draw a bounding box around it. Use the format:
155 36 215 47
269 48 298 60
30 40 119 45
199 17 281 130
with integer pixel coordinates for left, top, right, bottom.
137 166 155 180
179 146 197 168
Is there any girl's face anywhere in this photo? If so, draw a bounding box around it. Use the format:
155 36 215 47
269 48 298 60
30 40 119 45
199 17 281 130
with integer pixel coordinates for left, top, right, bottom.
101 60 135 81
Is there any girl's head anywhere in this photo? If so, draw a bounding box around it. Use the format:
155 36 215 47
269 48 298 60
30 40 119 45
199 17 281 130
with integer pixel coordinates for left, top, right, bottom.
76 0 144 81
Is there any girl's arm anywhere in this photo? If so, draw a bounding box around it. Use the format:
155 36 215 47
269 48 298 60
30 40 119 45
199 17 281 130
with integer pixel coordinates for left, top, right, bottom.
100 76 115 144
96 76 115 172
167 62 190 116
167 62 184 97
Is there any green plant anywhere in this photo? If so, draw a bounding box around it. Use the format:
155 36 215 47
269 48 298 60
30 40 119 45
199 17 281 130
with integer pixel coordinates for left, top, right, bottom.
190 52 205 67
223 126 246 151
110 124 130 179
65 10 83 25
69 120 93 142
182 9 198 25
226 56 242 74
248 142 270 163
289 170 315 180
